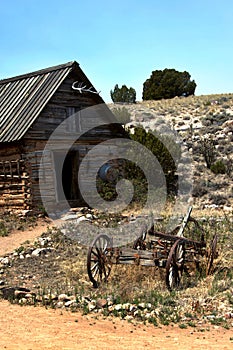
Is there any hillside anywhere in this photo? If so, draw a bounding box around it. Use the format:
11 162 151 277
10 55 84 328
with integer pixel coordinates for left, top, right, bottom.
109 94 233 212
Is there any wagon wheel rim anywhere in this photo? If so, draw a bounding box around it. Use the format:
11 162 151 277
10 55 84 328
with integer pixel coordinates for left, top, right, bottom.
206 234 218 276
87 234 113 288
165 239 185 291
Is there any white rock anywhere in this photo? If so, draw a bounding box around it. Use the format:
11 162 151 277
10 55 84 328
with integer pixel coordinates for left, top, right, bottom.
114 304 122 311
56 301 64 308
125 315 134 321
64 214 78 221
85 214 93 219
0 257 9 265
76 216 90 224
58 294 70 302
88 300 96 311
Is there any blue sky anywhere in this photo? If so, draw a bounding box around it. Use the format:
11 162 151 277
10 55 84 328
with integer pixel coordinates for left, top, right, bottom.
0 0 233 102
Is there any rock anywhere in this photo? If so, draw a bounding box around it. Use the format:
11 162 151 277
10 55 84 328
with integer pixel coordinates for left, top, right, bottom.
88 300 96 311
125 315 134 321
56 301 64 308
96 298 107 308
38 237 51 246
65 300 78 307
61 214 78 221
114 304 122 311
76 216 90 224
0 257 9 265
31 247 54 257
85 213 93 219
58 294 70 302
108 305 114 312
122 303 131 311
138 302 146 309
223 206 232 212
19 298 27 304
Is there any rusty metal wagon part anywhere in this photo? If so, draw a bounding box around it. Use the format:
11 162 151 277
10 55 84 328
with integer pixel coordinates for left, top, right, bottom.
86 206 218 290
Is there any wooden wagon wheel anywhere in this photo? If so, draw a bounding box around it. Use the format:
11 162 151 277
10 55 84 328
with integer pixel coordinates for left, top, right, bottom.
206 234 218 276
165 239 185 291
87 233 113 288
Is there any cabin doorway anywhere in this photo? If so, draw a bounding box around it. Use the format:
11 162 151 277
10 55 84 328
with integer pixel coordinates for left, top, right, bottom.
53 150 81 203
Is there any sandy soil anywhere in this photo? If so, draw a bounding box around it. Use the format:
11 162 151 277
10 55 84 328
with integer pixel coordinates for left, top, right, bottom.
0 299 232 350
0 220 232 350
0 218 52 256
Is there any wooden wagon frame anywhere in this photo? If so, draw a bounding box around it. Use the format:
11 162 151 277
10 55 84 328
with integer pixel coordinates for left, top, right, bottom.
87 207 218 290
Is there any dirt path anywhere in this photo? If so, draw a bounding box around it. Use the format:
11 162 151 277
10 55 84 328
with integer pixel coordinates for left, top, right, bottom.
0 299 232 350
0 220 232 349
0 218 52 256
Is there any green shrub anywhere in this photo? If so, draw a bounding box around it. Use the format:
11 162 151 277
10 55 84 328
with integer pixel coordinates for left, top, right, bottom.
210 160 226 174
199 137 216 169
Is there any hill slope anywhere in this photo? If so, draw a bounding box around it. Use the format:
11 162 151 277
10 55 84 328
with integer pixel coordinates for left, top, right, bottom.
109 94 233 211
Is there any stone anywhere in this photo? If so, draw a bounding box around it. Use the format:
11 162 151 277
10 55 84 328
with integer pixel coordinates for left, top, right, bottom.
65 300 78 307
19 298 27 304
0 257 9 265
31 248 54 257
88 300 96 311
58 293 70 302
85 213 93 219
61 214 78 221
114 304 122 311
76 216 90 224
96 298 107 308
56 301 64 308
122 303 131 311
125 315 134 321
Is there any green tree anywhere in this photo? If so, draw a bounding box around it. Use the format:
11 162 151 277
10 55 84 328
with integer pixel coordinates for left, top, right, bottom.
110 84 136 103
143 69 196 100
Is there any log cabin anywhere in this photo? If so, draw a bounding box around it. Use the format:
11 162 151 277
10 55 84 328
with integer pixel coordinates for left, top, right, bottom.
0 61 126 213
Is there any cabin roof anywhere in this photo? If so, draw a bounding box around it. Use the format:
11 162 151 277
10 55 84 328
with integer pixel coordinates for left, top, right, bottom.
0 61 103 142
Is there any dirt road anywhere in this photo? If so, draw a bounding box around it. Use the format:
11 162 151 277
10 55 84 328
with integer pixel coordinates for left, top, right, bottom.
0 299 232 350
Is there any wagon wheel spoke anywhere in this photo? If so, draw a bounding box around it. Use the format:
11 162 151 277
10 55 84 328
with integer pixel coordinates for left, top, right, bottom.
87 234 113 288
166 239 185 291
206 234 218 275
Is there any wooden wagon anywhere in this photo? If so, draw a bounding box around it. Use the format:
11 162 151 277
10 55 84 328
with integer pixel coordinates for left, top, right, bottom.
87 207 218 290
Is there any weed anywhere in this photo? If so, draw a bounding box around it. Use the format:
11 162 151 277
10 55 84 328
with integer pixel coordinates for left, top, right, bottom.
179 323 187 329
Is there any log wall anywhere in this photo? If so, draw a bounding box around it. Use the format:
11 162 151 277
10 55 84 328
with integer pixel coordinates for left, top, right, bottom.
0 159 31 209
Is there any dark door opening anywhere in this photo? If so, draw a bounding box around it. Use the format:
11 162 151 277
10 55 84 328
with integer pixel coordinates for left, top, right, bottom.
54 150 80 202
62 151 80 200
